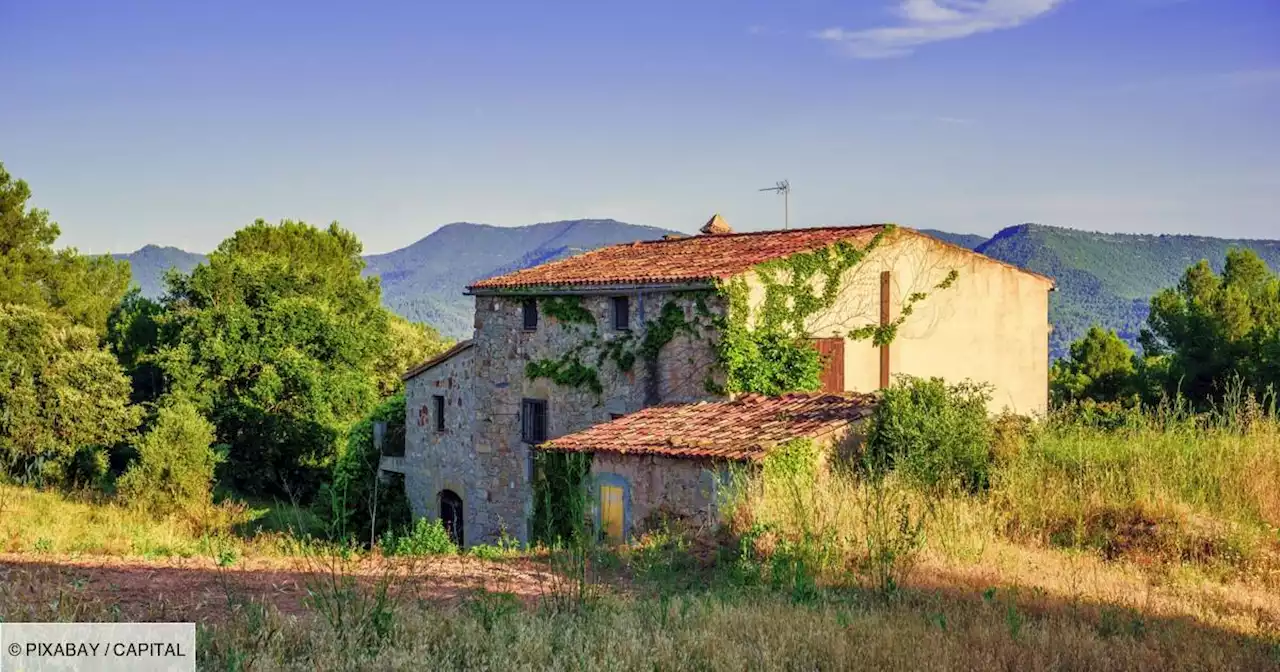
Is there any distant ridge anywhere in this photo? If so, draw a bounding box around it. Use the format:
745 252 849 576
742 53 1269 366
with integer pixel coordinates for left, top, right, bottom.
975 223 1280 358
114 220 1280 356
111 245 205 298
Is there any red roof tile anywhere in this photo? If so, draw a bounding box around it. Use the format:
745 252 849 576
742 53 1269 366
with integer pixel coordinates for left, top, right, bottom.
468 225 886 290
402 340 473 381
467 225 1054 291
539 393 878 462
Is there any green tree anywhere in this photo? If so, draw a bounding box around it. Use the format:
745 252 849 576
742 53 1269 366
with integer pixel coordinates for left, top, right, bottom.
0 304 141 482
155 220 392 498
377 315 451 396
1050 326 1138 405
106 289 166 404
1140 249 1280 405
117 399 222 514
0 162 130 333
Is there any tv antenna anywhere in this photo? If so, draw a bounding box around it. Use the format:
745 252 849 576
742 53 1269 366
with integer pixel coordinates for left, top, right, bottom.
758 179 791 229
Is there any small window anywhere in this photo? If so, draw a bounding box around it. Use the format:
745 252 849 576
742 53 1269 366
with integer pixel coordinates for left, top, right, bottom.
521 398 548 444
609 413 624 421
433 395 446 432
611 296 630 331
522 299 538 331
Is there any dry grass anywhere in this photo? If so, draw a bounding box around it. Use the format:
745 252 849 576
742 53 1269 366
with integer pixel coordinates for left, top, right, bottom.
0 483 297 558
2 411 1279 669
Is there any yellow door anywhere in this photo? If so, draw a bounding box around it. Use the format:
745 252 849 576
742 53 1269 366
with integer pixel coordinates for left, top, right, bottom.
600 485 624 542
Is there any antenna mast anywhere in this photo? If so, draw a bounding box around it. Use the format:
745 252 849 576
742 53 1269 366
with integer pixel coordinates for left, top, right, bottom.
758 180 791 229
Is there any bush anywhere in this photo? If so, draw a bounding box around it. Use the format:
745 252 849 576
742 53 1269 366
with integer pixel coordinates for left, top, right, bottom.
117 400 222 514
381 518 457 556
865 377 994 493
325 393 412 544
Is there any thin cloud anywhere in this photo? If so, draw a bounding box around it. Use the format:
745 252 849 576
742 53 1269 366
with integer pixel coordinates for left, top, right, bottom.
813 0 1067 59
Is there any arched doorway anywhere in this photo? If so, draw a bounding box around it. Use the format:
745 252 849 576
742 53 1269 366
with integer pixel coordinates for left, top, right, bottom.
439 490 463 546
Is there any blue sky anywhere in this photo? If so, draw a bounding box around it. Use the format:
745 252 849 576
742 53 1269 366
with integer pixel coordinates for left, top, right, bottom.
1 0 1276 254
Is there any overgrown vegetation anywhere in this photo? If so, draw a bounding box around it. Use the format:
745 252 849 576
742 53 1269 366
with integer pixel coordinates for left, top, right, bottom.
865 377 995 493
0 162 445 553
116 400 222 515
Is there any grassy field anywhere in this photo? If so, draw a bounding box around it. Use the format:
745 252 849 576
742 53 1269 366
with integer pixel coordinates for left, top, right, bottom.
2 408 1279 670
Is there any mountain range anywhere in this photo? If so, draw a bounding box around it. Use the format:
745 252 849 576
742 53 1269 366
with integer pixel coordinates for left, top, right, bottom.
114 221 1280 359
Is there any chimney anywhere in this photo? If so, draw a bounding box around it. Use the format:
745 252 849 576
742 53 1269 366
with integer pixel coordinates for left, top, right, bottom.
700 213 733 235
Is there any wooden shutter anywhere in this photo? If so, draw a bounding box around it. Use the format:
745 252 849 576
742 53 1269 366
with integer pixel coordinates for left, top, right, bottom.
810 338 845 394
612 296 630 331
522 399 547 443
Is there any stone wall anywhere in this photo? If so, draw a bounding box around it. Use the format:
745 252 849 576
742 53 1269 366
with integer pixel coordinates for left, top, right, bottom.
590 453 735 534
470 289 726 544
401 345 481 544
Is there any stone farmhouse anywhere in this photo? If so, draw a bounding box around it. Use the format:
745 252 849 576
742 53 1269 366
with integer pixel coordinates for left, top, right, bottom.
386 217 1054 547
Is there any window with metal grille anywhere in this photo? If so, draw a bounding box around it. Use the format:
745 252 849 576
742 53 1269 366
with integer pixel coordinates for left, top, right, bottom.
433 395 446 432
522 299 538 331
611 296 629 331
521 398 548 444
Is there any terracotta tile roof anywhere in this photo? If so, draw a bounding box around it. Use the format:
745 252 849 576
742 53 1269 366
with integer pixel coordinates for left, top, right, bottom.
467 225 1054 291
468 225 887 291
402 339 473 381
539 393 878 462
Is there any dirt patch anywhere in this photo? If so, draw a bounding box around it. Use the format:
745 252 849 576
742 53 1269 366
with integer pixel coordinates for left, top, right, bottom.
0 552 566 623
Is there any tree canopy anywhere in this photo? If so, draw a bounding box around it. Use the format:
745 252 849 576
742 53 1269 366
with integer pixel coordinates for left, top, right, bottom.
153 220 396 497
0 163 131 333
1050 326 1138 405
1141 249 1280 405
0 304 141 481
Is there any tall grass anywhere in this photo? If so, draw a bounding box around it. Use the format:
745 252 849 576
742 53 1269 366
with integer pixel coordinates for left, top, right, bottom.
0 484 302 557
725 400 1280 591
193 589 1278 670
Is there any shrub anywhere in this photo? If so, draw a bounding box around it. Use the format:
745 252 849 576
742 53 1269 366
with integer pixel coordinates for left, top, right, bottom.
117 400 222 514
381 518 457 556
531 451 592 545
865 376 994 493
325 393 412 544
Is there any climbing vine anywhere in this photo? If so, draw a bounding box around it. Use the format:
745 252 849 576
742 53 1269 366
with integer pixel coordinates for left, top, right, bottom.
525 293 716 396
849 269 959 346
539 296 595 325
531 451 593 544
715 227 903 396
524 225 962 399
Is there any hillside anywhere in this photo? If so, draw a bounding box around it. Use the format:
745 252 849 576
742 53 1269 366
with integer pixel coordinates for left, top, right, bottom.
976 224 1280 358
118 219 677 338
111 245 205 297
919 229 988 250
115 222 1280 357
364 219 678 337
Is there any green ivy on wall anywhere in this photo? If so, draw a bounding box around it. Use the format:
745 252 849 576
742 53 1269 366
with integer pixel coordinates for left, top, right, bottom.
524 226 960 399
530 451 593 544
715 227 901 396
849 269 959 346
539 296 596 325
525 293 716 396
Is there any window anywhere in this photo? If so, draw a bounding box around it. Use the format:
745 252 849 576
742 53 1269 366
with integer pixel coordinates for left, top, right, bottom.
609 413 624 421
522 299 538 331
611 296 630 331
521 398 548 444
433 395 446 432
